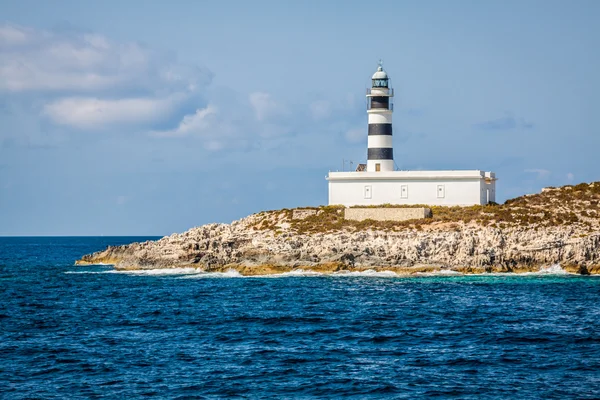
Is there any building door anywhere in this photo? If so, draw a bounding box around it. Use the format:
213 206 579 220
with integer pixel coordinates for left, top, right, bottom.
437 185 445 198
401 185 408 199
364 185 372 199
375 163 381 172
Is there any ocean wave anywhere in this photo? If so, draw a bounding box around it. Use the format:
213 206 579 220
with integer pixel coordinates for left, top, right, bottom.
181 269 325 278
66 264 576 278
332 269 399 277
65 267 204 276
114 268 205 276
181 269 400 279
258 269 325 278
415 269 463 276
524 264 570 275
474 264 572 276
179 269 243 279
469 264 573 276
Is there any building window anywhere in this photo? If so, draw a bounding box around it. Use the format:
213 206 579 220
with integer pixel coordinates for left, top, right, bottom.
364 185 372 199
401 185 408 199
437 185 445 198
375 163 381 172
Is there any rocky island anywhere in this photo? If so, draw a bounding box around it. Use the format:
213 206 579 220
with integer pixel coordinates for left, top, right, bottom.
77 182 600 275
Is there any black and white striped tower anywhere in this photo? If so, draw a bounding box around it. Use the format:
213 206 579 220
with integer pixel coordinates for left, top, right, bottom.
366 61 394 172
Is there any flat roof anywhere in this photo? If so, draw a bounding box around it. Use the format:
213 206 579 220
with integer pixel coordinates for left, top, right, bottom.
327 170 496 181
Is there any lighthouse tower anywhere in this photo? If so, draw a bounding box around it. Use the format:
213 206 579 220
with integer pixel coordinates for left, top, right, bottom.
366 62 394 172
327 62 497 207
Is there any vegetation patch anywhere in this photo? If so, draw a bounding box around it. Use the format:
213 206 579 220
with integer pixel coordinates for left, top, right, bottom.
245 182 600 234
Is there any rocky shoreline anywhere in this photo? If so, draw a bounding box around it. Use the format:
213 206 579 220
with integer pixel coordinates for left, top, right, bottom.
77 183 600 276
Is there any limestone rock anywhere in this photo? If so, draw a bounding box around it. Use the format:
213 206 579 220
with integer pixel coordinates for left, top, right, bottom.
76 214 600 275
76 182 600 275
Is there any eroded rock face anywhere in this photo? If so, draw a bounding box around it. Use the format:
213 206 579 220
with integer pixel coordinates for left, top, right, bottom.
76 212 600 275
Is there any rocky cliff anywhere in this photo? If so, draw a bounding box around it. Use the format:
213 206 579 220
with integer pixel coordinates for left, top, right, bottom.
77 182 600 275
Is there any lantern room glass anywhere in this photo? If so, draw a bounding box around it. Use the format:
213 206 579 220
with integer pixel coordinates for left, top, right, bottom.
372 79 388 88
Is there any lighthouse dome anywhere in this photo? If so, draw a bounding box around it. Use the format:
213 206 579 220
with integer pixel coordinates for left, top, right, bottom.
371 66 388 80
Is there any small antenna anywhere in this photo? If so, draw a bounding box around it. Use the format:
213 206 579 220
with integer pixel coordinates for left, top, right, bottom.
342 159 355 172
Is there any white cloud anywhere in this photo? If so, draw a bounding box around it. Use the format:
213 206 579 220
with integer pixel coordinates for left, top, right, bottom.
152 105 242 151
43 93 190 129
152 105 218 138
0 23 213 132
0 24 32 46
153 90 295 150
1 23 345 158
0 23 210 93
249 91 286 122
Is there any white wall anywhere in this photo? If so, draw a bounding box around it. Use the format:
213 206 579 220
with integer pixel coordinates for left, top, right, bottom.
485 180 496 203
367 135 393 148
367 111 392 124
329 178 486 206
484 172 496 203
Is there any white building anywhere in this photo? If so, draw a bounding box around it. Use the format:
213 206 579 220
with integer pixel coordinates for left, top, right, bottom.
327 63 497 207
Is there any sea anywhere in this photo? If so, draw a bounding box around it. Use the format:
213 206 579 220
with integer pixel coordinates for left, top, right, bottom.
1 236 600 399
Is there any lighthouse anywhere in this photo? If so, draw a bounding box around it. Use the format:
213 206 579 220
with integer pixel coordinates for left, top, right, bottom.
326 61 497 207
366 61 394 172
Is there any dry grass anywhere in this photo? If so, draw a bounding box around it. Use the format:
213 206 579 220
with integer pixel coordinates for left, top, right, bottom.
246 182 600 234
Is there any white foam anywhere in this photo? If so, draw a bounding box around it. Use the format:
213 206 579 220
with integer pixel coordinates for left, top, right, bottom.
416 269 463 276
332 269 399 277
488 263 572 276
470 263 573 276
179 269 243 279
65 267 204 276
114 267 204 276
181 268 402 278
67 265 575 278
438 269 463 275
255 269 325 278
528 263 570 275
68 267 405 278
183 269 326 279
539 264 569 274
225 268 400 278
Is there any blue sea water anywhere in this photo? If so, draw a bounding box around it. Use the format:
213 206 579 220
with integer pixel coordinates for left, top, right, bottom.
1 237 600 399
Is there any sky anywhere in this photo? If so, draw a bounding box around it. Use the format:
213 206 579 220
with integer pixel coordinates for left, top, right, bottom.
0 0 599 236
